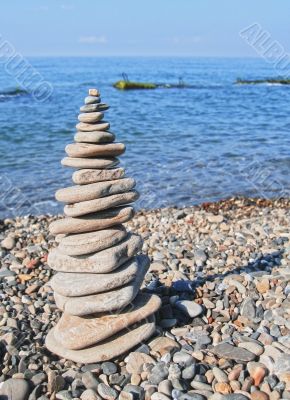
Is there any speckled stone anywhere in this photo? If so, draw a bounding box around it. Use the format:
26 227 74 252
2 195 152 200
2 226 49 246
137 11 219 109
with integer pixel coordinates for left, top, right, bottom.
72 168 125 185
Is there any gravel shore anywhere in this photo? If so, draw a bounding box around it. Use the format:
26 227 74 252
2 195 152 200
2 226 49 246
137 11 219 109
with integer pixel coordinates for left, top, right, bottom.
0 197 289 400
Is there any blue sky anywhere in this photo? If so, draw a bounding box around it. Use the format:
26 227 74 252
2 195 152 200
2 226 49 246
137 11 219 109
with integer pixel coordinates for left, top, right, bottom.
1 0 289 56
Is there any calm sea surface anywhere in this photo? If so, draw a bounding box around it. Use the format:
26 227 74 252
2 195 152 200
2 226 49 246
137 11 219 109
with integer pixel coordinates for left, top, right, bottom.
0 57 289 217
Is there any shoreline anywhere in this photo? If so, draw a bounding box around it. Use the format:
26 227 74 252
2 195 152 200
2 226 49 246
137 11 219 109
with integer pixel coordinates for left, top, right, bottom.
0 196 289 398
1 196 290 223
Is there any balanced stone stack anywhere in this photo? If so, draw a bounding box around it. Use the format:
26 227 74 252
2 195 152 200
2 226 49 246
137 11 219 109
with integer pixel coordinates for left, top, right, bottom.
45 89 161 363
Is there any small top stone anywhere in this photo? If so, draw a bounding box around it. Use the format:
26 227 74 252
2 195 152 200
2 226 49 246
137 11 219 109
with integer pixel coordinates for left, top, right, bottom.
89 88 100 96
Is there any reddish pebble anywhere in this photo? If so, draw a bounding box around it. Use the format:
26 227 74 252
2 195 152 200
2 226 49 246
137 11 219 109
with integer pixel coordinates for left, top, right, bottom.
247 362 267 386
228 365 243 380
26 259 38 269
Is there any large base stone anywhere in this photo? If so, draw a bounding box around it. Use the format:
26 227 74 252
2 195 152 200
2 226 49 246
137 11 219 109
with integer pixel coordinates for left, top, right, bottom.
46 317 156 363
54 293 161 349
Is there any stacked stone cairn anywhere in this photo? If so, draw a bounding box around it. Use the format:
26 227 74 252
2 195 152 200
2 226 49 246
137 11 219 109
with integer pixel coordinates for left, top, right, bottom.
45 89 161 363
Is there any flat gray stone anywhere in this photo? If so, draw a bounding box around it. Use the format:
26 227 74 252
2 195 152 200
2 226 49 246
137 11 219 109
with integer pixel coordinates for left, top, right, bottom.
64 190 139 217
97 384 118 400
46 316 156 363
54 293 160 350
54 254 149 315
76 121 110 132
80 103 109 113
61 156 119 169
175 300 203 318
65 143 125 158
274 353 290 376
78 112 104 123
49 206 134 235
48 233 142 273
74 131 114 144
50 256 140 297
210 343 256 362
56 178 135 203
58 225 127 256
84 95 101 104
72 168 125 185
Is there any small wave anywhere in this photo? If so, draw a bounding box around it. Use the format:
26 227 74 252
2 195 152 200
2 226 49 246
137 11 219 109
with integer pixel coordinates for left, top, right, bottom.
266 83 284 86
0 87 29 101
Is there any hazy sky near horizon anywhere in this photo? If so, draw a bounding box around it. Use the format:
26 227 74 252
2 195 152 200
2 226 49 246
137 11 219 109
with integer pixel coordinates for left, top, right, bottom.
0 0 289 57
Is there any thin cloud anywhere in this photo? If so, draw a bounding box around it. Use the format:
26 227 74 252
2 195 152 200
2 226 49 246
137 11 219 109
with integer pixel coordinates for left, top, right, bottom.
78 36 108 44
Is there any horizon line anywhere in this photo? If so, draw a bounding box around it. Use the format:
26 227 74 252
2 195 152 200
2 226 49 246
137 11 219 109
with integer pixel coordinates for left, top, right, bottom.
22 54 261 59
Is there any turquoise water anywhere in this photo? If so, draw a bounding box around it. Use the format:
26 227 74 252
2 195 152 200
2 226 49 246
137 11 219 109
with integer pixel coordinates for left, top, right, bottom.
0 57 289 217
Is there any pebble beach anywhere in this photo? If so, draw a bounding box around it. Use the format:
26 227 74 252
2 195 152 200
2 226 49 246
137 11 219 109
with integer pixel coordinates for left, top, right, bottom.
0 197 289 400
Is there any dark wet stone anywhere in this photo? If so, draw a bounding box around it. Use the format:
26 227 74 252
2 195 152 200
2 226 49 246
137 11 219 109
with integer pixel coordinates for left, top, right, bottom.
123 384 145 399
101 361 117 375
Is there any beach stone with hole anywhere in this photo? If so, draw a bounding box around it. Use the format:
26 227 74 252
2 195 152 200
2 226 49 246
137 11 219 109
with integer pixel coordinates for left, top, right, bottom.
45 89 159 362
